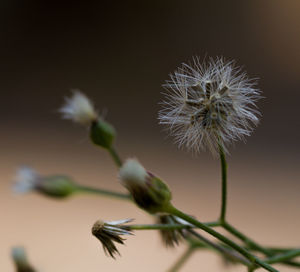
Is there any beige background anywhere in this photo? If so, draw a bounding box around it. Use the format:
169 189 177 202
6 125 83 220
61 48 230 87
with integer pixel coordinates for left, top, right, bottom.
1 0 300 271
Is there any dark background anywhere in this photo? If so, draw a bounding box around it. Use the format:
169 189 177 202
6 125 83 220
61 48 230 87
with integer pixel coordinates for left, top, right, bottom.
1 1 300 271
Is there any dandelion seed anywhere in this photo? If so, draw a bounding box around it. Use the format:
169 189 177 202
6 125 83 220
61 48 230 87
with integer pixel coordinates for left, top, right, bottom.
92 219 133 258
59 90 97 125
158 57 261 155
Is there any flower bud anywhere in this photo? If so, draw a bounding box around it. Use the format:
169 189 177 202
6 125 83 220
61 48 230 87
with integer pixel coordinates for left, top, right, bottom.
14 167 77 199
11 247 36 272
119 159 172 214
36 175 77 198
90 119 116 149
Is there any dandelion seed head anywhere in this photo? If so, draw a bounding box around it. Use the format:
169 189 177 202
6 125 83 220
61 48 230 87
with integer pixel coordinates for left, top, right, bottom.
158 57 261 155
59 90 97 125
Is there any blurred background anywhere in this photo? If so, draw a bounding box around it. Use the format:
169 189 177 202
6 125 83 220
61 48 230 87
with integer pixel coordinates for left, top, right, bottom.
1 0 299 271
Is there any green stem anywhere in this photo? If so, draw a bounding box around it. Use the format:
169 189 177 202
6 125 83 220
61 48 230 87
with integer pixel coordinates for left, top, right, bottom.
129 221 219 231
188 229 250 266
129 223 191 231
76 185 130 200
265 249 300 264
165 204 278 272
219 144 227 223
108 146 122 167
222 222 272 256
167 246 195 272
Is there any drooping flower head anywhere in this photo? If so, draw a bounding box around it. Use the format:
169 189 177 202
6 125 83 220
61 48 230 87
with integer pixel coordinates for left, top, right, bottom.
92 219 133 258
159 57 261 155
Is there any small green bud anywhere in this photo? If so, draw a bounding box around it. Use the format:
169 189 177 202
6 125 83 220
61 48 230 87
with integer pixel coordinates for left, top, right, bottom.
36 175 77 198
90 119 116 149
14 167 77 199
119 159 172 214
11 247 36 272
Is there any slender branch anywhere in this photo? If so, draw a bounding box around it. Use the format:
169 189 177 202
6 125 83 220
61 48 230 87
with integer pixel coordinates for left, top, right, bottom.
219 144 227 223
188 229 251 266
165 204 279 272
222 222 300 268
167 246 195 272
265 249 300 264
76 185 131 200
108 146 122 167
222 222 272 256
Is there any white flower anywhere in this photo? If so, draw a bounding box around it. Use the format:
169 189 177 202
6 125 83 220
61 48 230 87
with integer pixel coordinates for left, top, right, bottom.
159 57 261 155
14 167 39 194
59 90 97 125
92 218 133 258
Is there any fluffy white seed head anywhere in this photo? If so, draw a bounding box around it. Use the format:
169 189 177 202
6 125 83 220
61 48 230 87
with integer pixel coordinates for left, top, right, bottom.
119 158 148 188
159 57 261 155
14 167 39 194
59 90 98 125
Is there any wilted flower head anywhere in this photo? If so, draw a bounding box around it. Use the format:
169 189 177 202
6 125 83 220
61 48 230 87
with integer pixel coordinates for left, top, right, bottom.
13 167 77 198
119 159 172 214
159 57 261 155
59 90 97 125
92 219 133 258
157 215 188 247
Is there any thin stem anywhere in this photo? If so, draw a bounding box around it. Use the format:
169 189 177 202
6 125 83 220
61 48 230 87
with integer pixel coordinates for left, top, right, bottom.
76 185 131 200
129 221 218 231
129 223 192 231
165 204 278 272
167 246 195 272
219 144 227 223
265 249 300 264
222 222 272 256
223 223 300 268
108 146 122 167
188 229 251 266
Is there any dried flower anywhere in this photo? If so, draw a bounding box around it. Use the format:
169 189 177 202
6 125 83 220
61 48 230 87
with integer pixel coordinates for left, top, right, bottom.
159 57 261 155
13 167 77 198
59 90 97 125
92 219 133 258
157 215 186 247
119 159 172 214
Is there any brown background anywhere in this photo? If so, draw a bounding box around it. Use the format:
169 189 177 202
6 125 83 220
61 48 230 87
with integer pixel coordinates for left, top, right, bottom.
1 1 300 271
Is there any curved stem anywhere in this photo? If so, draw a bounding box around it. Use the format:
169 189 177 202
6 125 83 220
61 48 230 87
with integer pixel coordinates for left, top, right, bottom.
76 185 131 200
219 144 227 223
165 204 278 272
167 246 195 272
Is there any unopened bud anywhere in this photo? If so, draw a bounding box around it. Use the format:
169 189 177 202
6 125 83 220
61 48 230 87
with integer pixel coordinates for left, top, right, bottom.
119 159 172 214
14 167 77 199
90 119 116 149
